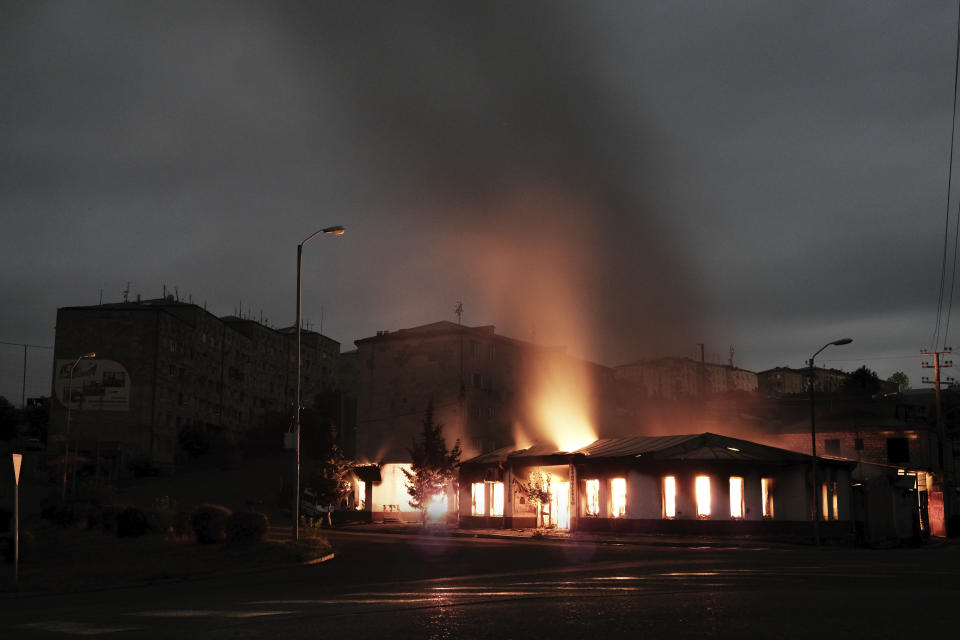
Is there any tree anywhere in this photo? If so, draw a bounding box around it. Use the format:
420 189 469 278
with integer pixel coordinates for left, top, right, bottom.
403 400 461 516
0 397 18 442
887 371 910 393
308 442 354 506
844 366 882 397
305 418 354 506
524 470 552 529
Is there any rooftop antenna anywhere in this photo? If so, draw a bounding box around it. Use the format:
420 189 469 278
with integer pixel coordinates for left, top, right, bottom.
99 288 103 305
455 301 463 325
174 286 179 301
729 346 735 367
162 284 166 299
122 282 130 303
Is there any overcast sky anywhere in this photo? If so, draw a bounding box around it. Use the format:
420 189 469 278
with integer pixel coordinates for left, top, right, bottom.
2 1 958 402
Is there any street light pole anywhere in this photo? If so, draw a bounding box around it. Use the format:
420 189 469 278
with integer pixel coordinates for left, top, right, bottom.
808 338 852 545
62 352 95 504
294 225 344 541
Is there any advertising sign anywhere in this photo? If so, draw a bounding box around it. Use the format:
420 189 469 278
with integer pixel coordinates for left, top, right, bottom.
54 359 130 411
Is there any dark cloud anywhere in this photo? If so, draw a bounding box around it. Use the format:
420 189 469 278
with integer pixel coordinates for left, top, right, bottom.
0 1 956 400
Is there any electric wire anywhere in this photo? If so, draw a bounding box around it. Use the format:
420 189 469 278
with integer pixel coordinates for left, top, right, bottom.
933 0 960 349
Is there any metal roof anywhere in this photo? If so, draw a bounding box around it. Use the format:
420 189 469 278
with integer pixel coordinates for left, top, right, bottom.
462 432 854 467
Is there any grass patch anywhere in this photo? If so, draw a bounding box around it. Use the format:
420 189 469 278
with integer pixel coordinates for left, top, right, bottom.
0 524 332 594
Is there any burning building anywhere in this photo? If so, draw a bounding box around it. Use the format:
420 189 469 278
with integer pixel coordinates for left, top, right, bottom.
459 432 855 538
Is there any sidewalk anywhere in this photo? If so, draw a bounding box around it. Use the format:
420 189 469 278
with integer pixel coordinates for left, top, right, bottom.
323 521 815 549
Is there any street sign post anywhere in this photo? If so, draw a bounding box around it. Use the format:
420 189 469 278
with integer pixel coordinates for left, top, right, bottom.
12 453 22 588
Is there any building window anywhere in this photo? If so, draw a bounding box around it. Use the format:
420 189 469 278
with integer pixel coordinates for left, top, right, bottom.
695 475 711 518
887 438 909 465
471 341 480 358
585 479 600 516
761 477 774 519
663 476 677 518
471 482 486 516
490 482 504 517
610 478 626 518
729 477 744 519
472 373 482 388
822 481 839 520
357 481 366 510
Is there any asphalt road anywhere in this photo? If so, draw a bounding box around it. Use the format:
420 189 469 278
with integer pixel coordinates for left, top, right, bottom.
1 531 956 639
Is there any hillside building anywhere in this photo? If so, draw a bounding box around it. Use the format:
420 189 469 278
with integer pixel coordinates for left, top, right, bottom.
50 297 340 474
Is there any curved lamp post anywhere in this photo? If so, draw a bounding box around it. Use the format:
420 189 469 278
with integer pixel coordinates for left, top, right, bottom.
808 338 851 544
294 225 344 540
62 352 95 503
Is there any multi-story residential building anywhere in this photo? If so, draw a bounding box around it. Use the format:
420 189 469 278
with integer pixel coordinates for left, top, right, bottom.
614 357 758 400
757 367 849 396
352 321 618 463
49 297 340 473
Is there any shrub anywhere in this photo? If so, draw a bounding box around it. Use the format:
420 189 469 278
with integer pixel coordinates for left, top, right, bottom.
100 504 127 534
172 510 193 539
226 511 269 545
191 504 232 544
146 507 174 535
117 506 151 537
128 456 160 478
40 503 76 527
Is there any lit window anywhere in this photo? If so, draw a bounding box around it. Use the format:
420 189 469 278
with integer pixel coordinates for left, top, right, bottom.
822 481 838 520
831 481 838 520
695 475 711 518
663 476 677 518
357 480 366 510
729 477 744 519
490 482 504 517
761 478 774 519
611 478 627 518
471 482 486 516
585 479 600 516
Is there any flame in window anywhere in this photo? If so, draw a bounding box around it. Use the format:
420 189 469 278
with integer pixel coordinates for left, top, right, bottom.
663 476 676 518
695 475 711 518
585 479 600 516
471 482 486 516
761 477 774 519
491 482 504 517
729 477 744 519
611 478 626 518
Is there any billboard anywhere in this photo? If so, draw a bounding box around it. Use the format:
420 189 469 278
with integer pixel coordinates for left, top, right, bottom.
54 359 130 411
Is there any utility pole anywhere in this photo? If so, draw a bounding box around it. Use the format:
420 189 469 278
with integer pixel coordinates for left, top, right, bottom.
922 348 955 536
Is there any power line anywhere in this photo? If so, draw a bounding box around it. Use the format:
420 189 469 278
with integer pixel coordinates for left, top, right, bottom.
0 340 53 349
934 1 960 349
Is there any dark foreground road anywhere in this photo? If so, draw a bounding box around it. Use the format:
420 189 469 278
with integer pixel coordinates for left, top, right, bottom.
1 530 956 639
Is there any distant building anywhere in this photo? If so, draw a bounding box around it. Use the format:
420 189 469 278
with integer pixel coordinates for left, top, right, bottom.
757 367 849 396
49 297 340 473
614 357 758 400
352 321 618 463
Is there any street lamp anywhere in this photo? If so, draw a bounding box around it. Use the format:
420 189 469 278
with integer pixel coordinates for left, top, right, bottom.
808 337 851 545
294 225 344 540
62 352 95 503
